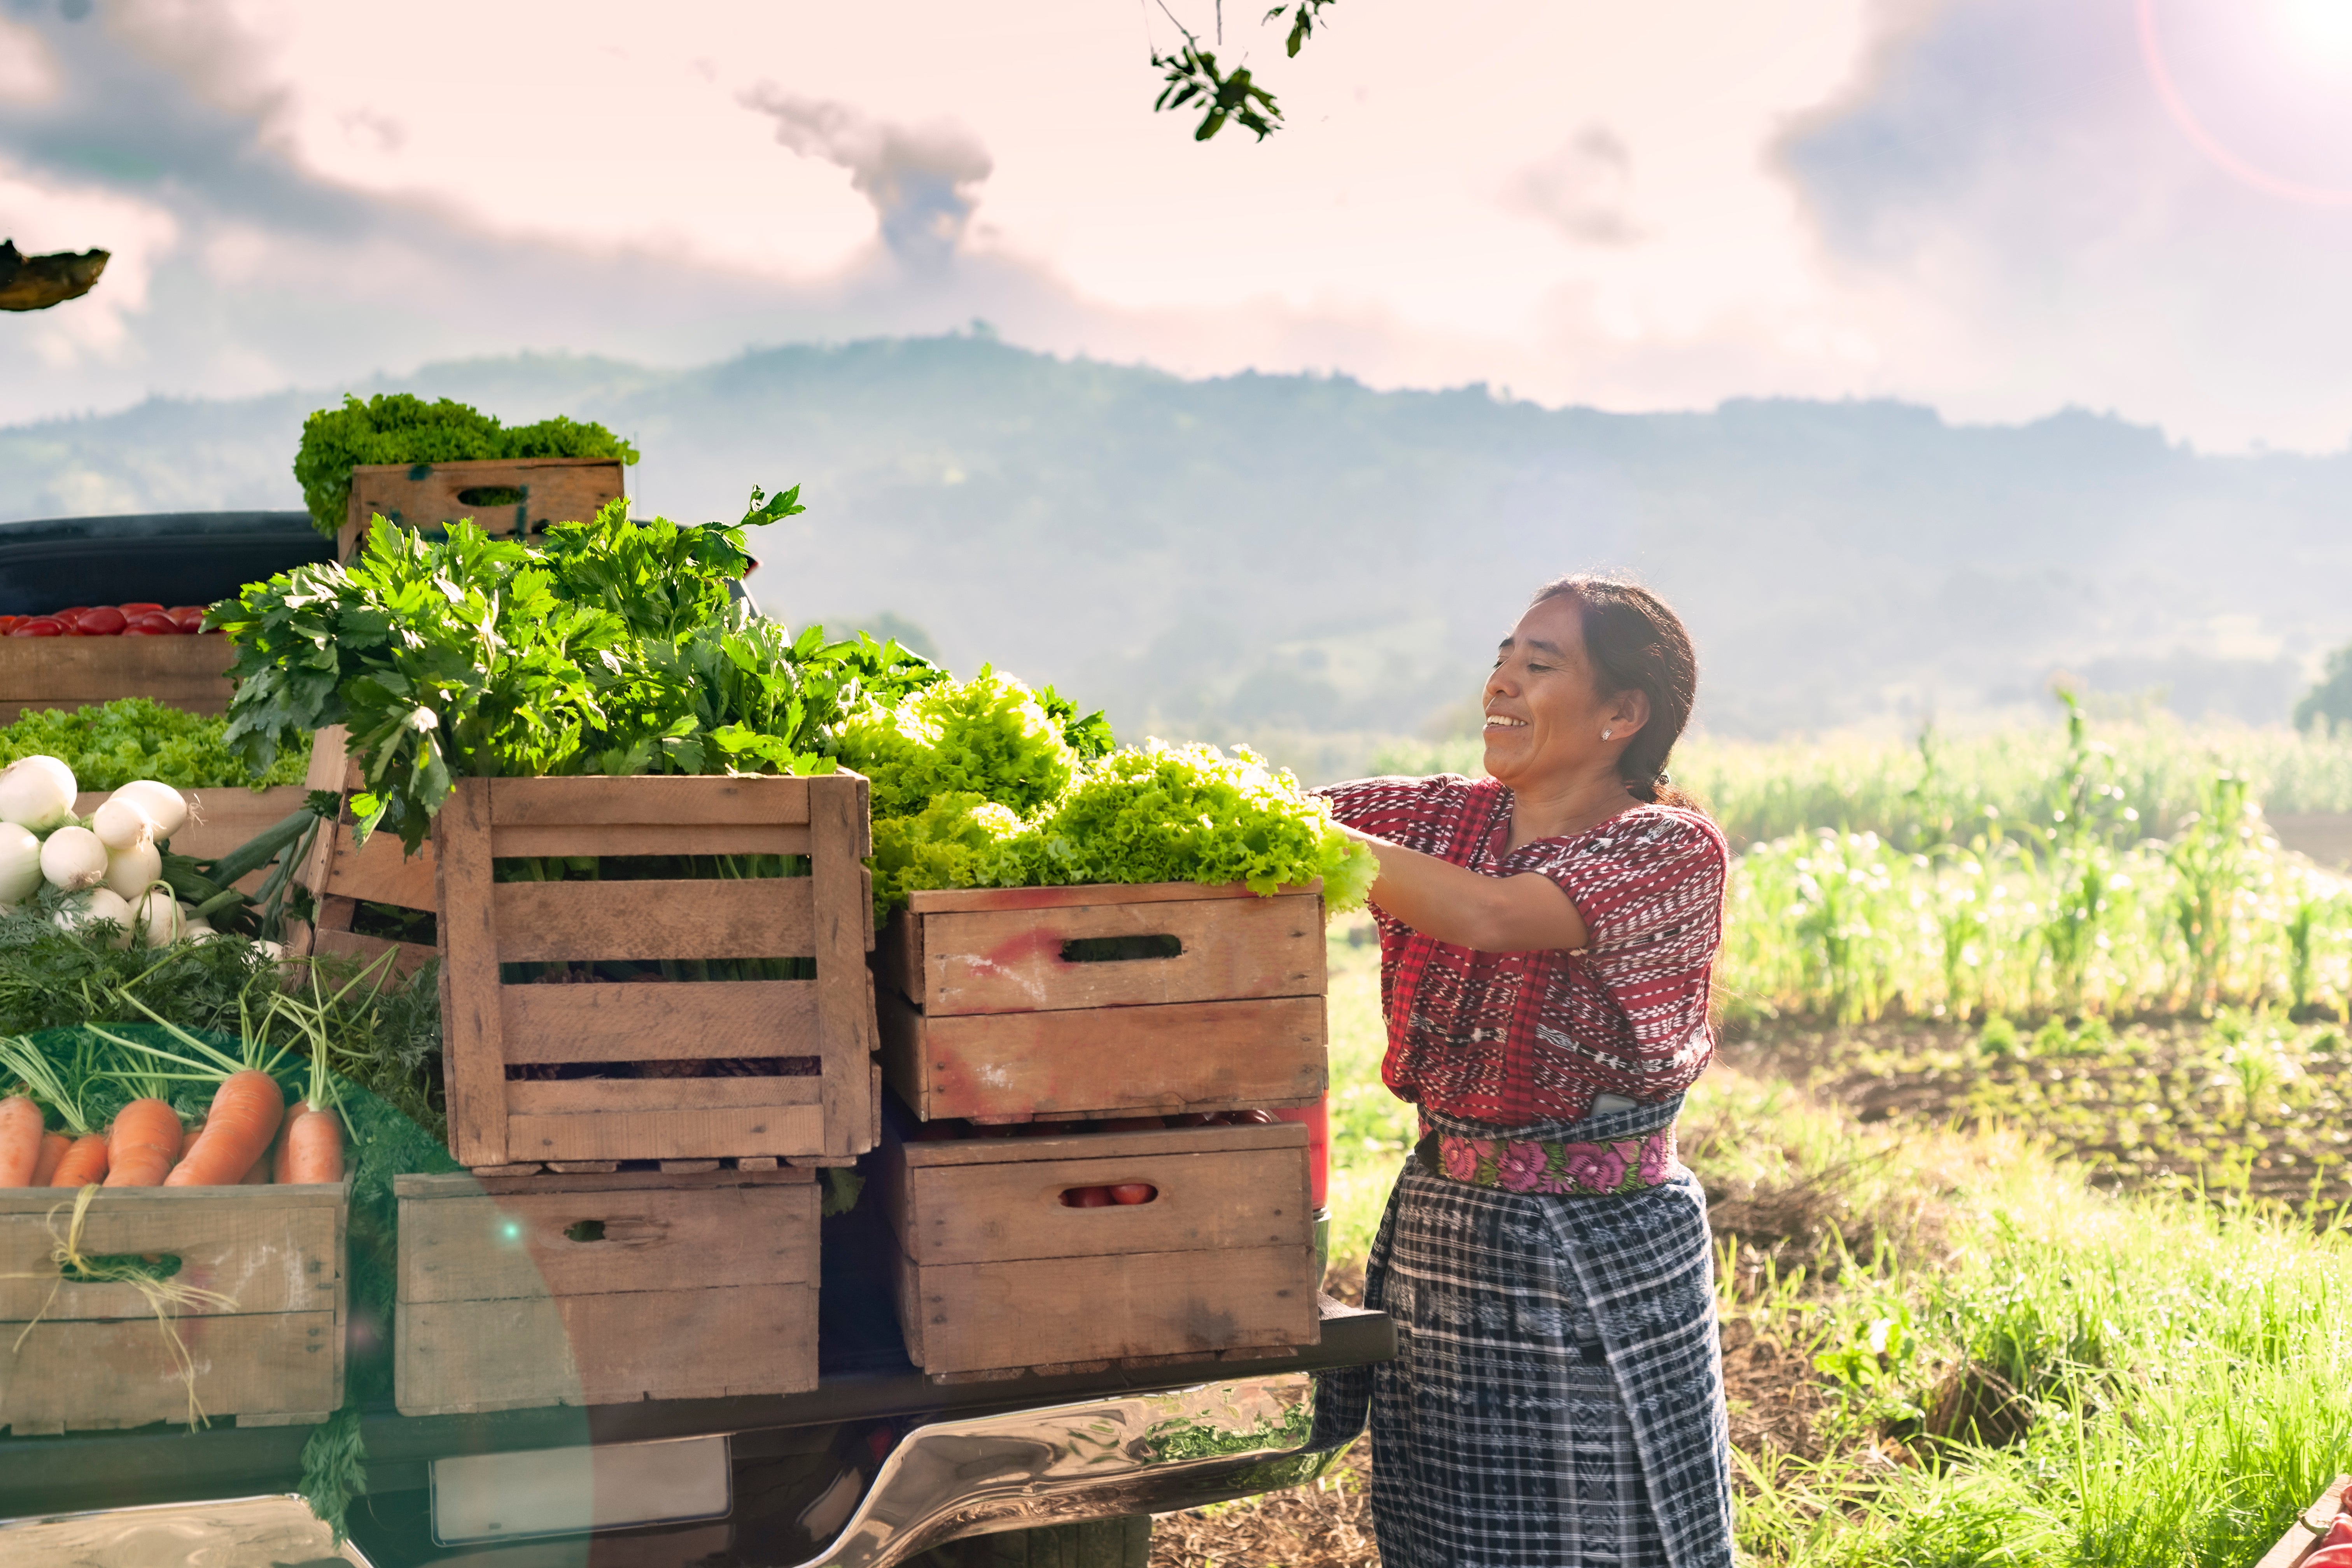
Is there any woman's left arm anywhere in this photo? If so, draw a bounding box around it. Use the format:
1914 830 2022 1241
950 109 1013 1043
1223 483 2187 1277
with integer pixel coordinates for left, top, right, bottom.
1341 826 1589 954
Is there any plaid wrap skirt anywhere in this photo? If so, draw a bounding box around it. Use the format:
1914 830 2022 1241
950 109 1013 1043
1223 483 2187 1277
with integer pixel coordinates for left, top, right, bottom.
1313 1096 1733 1568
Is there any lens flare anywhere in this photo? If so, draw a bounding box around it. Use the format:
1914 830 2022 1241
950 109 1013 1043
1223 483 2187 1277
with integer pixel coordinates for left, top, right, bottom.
2138 0 2352 205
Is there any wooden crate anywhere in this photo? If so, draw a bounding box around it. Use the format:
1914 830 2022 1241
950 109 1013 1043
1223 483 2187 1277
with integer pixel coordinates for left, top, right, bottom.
0 1180 349 1434
68 784 312 896
394 1167 818 1415
879 1113 1319 1379
875 882 1326 1124
294 726 437 977
341 457 626 560
2255 1475 2352 1568
435 772 877 1168
0 634 236 725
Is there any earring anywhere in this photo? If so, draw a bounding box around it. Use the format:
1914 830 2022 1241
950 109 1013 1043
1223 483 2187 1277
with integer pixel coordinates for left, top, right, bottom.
1601 730 1613 740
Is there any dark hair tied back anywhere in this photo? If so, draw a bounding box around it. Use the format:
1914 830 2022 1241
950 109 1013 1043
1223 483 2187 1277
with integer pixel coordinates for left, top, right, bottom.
1529 574 1704 814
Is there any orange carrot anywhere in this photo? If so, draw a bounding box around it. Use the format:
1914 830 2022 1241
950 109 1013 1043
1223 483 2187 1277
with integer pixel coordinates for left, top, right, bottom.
278 1103 345 1185
240 1145 273 1184
32 1130 69 1185
164 1070 284 1188
0 1095 42 1186
104 1099 186 1187
49 1131 109 1186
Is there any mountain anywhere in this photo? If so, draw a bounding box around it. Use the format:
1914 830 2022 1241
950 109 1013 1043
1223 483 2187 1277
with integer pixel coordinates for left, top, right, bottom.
7 336 2348 773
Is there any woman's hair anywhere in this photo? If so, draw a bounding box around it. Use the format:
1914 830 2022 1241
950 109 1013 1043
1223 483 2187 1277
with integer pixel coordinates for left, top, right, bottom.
1528 574 1706 814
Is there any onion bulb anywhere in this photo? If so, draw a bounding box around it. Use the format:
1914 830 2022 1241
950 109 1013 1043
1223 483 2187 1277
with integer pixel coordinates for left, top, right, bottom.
0 756 77 833
0 822 40 906
109 780 189 840
55 887 134 949
103 837 164 902
38 825 109 891
92 795 158 852
131 887 185 947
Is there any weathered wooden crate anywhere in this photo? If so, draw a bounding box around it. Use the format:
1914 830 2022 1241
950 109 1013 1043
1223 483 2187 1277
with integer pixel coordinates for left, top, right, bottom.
294 726 438 978
879 1113 1319 1381
874 882 1326 1124
0 1180 349 1434
394 1167 818 1416
436 772 877 1168
0 633 236 725
2255 1475 2352 1568
341 457 626 560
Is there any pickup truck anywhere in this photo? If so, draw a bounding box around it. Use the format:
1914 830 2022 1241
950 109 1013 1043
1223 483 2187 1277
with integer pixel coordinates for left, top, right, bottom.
0 510 1393 1568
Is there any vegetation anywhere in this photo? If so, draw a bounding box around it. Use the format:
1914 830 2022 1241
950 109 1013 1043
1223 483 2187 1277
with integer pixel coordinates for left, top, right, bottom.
0 698 308 791
2299 643 2352 734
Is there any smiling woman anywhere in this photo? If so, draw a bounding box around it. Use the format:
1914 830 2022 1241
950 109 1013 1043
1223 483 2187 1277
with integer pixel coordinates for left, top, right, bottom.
1309 574 1732 1568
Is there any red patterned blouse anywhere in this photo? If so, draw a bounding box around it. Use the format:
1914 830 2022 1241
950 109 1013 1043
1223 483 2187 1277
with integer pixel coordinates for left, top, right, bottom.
1319 774 1729 1127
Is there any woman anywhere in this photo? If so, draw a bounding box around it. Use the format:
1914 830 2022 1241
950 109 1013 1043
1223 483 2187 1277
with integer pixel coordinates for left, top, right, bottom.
1315 574 1732 1568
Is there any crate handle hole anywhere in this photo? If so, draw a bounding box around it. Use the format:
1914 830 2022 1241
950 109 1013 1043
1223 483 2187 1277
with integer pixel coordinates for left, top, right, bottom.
1060 934 1183 964
565 1220 606 1242
457 485 529 507
62 1251 182 1284
1060 1184 1157 1208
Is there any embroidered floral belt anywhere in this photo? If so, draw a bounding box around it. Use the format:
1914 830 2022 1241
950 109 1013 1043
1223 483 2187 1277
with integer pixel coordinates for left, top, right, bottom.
1416 1119 1678 1196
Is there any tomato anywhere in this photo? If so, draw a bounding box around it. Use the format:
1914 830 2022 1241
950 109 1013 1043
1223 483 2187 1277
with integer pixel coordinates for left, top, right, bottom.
9 617 64 637
2324 1515 2352 1549
0 617 18 634
2299 1544 2352 1568
117 602 164 614
1109 1183 1157 1205
166 606 209 631
1062 1186 1114 1208
72 605 127 635
1099 1116 1167 1133
1223 1109 1279 1125
124 612 186 635
53 606 89 618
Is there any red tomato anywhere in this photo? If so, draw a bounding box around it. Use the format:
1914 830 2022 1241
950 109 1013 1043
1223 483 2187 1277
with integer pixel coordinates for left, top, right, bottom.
72 605 128 635
124 612 186 635
2324 1515 2352 1549
9 618 64 637
166 606 209 631
0 617 18 634
2300 1545 2352 1568
117 602 164 614
1099 1116 1167 1133
1062 1186 1114 1208
53 606 89 618
1109 1183 1157 1205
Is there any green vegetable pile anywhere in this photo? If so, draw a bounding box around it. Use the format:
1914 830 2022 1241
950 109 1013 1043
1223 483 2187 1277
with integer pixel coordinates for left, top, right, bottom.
214 489 938 852
0 698 309 791
842 670 1376 920
292 392 641 539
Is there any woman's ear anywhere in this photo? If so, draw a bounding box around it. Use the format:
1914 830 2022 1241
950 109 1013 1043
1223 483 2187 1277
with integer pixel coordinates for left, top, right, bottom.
1609 688 1652 738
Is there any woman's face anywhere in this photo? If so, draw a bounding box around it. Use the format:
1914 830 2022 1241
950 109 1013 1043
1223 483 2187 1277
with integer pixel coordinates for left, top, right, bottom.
1481 595 1645 792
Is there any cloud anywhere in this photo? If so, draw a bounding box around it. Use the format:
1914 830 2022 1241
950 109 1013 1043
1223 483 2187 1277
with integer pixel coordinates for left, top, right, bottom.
739 86 992 265
1511 124 1641 245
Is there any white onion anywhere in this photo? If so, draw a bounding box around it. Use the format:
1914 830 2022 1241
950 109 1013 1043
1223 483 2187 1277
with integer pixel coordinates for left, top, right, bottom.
0 756 77 833
0 822 41 906
110 780 189 840
103 837 164 902
39 825 109 891
55 887 134 949
92 795 159 852
132 886 185 947
184 918 218 943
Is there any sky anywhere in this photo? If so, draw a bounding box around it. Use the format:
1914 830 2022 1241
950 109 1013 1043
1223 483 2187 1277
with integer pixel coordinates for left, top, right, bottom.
3 0 2350 450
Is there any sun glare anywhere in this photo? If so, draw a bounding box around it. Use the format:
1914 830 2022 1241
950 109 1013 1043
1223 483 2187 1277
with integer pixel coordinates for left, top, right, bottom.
2277 0 2352 61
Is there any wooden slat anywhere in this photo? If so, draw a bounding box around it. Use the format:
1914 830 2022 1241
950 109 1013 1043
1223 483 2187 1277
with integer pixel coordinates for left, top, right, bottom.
811 774 873 1159
397 1183 817 1303
492 878 813 963
308 920 438 981
878 991 1325 1124
397 1168 816 1198
494 823 811 859
69 786 312 894
505 1076 821 1116
489 774 811 828
504 1104 827 1162
0 1313 342 1432
894 1244 1316 1377
0 634 236 708
437 777 510 1167
501 980 817 1062
903 879 1318 915
343 456 625 559
912 892 1324 1016
320 824 436 908
0 1185 346 1320
892 1146 1310 1267
394 1282 817 1414
304 725 350 793
891 1117 1306 1169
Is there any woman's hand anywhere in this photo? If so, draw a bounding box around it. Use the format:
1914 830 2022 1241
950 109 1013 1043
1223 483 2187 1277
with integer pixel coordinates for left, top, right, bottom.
1341 824 1589 954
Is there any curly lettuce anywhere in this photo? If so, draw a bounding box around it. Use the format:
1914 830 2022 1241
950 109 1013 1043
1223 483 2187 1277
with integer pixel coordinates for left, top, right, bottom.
838 668 1080 819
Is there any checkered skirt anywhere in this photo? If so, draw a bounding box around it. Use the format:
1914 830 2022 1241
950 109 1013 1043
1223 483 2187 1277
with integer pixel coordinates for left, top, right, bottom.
1314 1098 1732 1568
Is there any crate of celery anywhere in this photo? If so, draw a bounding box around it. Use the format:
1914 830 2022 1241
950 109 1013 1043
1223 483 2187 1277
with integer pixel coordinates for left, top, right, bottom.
849 672 1376 1125
211 489 935 1168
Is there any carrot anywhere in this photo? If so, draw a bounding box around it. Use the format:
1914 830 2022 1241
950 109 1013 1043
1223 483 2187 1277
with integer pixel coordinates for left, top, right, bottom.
32 1130 69 1185
50 1131 109 1186
240 1144 273 1184
277 1103 345 1185
0 1095 42 1185
104 1098 186 1187
164 1070 283 1187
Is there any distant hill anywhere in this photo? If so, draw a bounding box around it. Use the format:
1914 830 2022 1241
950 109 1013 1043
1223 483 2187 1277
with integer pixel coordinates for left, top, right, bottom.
7 337 2347 773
